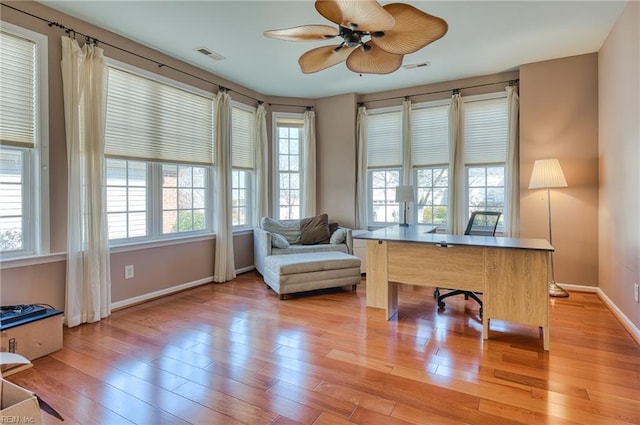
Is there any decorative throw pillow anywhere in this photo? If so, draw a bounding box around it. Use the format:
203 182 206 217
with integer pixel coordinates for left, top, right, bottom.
300 213 330 245
270 233 290 249
330 227 347 245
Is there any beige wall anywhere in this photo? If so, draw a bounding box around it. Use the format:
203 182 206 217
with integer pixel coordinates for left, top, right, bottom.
598 1 640 330
315 93 358 228
519 54 600 287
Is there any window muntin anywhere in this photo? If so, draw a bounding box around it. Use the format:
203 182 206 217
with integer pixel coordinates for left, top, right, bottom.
415 167 448 226
369 168 401 225
0 24 48 259
275 118 303 220
106 159 147 240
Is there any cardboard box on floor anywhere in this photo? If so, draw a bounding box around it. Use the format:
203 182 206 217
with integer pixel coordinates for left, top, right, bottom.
0 353 42 424
0 378 42 425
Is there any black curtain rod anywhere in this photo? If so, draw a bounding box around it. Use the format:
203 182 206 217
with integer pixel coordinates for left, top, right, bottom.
361 79 519 105
1 3 265 106
268 103 314 109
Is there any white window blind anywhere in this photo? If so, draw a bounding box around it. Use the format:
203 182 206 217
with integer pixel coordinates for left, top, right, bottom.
0 30 36 148
232 105 255 169
411 104 449 166
367 109 402 168
105 67 214 165
463 96 508 164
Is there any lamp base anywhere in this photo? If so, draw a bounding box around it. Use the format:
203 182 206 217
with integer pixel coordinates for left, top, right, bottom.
549 281 570 298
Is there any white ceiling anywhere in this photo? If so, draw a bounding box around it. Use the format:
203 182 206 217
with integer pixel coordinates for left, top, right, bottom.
40 1 627 99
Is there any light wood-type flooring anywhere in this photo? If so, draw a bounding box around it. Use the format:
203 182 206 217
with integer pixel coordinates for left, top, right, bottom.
6 272 640 425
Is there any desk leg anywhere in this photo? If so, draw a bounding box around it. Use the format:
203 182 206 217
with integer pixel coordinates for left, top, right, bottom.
483 318 490 340
543 326 549 351
387 281 398 320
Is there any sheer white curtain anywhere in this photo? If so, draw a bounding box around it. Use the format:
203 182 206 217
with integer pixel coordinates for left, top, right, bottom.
213 91 235 282
302 109 316 217
504 85 520 236
401 99 413 225
448 93 465 234
61 36 111 327
355 106 368 229
254 103 269 224
402 99 412 185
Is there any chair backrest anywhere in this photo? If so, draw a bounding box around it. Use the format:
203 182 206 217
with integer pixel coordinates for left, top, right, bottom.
464 211 502 236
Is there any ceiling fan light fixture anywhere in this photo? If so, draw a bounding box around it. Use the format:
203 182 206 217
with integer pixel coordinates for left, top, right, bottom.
265 0 447 75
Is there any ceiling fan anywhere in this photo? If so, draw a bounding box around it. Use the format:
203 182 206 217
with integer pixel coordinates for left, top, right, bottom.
263 0 448 75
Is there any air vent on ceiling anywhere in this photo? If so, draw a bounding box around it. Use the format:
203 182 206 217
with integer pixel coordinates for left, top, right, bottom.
403 61 431 70
194 46 226 61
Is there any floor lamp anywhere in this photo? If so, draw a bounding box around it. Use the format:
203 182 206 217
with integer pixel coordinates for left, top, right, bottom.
528 158 570 298
395 185 415 227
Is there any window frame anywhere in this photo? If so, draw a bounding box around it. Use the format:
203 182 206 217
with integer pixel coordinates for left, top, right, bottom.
368 167 402 226
461 92 508 230
231 101 256 229
414 165 449 227
0 22 49 260
272 112 304 221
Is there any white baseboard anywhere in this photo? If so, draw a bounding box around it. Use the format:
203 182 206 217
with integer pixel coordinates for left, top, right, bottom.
560 282 640 345
110 265 256 311
111 276 213 310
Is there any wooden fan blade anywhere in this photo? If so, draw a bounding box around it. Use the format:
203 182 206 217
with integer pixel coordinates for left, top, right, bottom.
315 0 395 31
263 25 339 41
346 42 403 74
372 3 448 55
299 44 356 73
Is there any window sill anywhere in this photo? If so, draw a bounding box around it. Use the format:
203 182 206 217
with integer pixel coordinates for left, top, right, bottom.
0 252 67 270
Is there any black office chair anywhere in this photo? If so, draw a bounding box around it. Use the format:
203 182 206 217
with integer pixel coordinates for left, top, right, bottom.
433 211 502 317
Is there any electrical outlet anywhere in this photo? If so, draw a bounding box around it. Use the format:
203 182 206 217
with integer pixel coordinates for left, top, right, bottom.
634 283 639 303
124 265 134 279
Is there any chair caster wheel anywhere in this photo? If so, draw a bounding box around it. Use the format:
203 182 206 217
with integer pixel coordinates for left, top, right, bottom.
433 289 440 298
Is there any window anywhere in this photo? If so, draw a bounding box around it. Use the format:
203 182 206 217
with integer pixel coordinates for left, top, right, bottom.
105 64 214 243
415 167 448 225
106 159 147 239
0 24 48 258
231 104 255 227
463 95 508 226
274 115 303 220
412 102 449 227
369 169 400 224
367 108 402 225
467 166 505 217
162 164 207 234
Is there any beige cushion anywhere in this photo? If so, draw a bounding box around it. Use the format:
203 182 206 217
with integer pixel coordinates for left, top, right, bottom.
300 213 330 245
261 216 301 244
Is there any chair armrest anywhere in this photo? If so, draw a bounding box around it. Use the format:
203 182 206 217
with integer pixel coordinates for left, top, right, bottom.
253 227 272 275
340 227 353 255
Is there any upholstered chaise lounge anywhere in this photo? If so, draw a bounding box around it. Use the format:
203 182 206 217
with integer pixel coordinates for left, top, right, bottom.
253 214 361 299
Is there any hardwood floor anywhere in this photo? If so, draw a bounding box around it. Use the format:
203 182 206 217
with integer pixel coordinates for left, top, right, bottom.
6 272 640 425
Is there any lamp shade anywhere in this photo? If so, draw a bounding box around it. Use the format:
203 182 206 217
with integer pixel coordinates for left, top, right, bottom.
528 158 568 189
395 185 415 203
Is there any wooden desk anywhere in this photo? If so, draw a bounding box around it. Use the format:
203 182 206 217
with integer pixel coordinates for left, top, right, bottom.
355 225 554 350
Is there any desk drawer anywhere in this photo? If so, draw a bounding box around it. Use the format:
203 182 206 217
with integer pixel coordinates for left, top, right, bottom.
388 242 484 291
